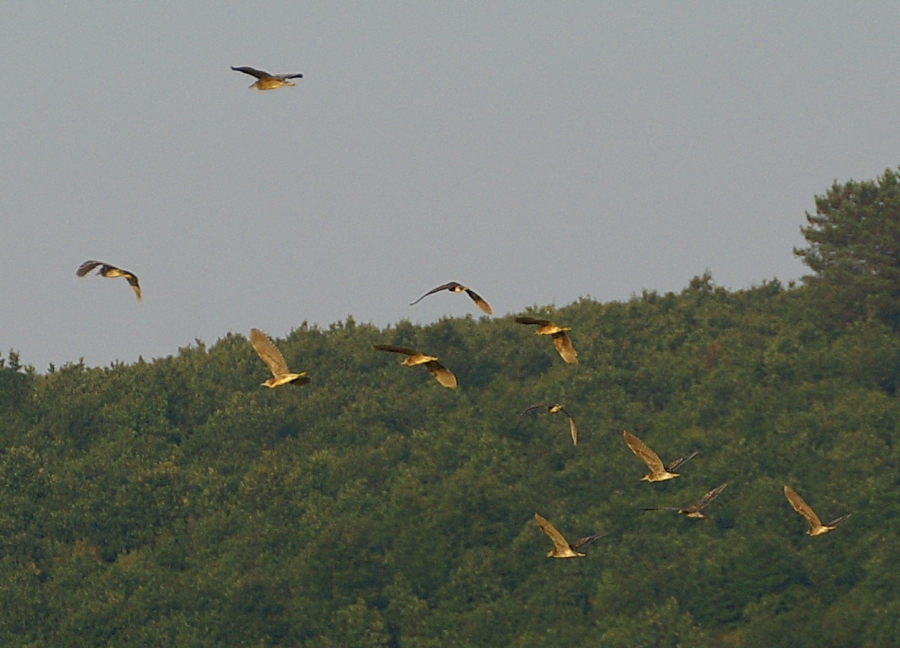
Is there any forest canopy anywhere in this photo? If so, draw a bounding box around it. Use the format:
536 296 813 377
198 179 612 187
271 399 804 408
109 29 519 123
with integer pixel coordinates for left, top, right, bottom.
2 170 900 647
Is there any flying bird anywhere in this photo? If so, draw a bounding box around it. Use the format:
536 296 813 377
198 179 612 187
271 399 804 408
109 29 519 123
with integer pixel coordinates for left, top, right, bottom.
76 260 141 301
372 344 457 388
534 513 605 558
518 403 578 445
784 486 850 536
410 282 493 315
514 316 578 364
231 66 303 90
249 328 310 388
644 483 728 519
623 430 698 482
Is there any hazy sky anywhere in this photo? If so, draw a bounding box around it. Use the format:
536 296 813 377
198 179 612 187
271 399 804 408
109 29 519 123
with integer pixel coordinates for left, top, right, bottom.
3 3 899 371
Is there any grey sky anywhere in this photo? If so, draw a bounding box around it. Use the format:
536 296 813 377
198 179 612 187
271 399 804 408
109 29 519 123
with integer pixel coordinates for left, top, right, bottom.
3 3 899 371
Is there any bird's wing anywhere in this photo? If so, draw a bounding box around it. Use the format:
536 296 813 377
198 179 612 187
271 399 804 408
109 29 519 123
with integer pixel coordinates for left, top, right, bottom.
76 260 102 277
559 407 578 445
534 514 571 554
231 66 270 79
623 431 666 474
249 329 290 377
372 344 418 356
464 288 493 315
692 483 728 511
425 360 457 388
516 403 551 421
515 316 550 326
409 282 457 305
275 73 303 80
123 272 141 301
666 450 699 473
552 332 578 364
824 513 851 528
571 532 607 551
784 486 823 530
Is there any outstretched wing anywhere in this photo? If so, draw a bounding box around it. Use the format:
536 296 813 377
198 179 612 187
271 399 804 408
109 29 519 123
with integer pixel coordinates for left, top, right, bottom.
275 72 304 80
824 513 851 528
123 272 141 301
516 403 551 422
463 288 492 315
552 332 578 364
623 431 666 474
666 451 699 473
409 282 458 305
691 483 728 512
249 328 290 377
372 344 418 356
570 532 606 551
231 66 271 79
76 260 102 277
534 514 571 554
515 316 551 326
425 360 457 388
784 486 823 530
558 407 578 445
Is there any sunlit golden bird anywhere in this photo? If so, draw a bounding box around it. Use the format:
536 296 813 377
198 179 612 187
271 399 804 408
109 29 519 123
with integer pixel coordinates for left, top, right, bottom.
76 260 142 301
514 316 578 364
534 513 605 558
644 483 728 519
231 66 303 90
518 403 578 445
784 486 850 536
623 430 698 482
410 282 493 315
249 328 310 388
372 344 457 388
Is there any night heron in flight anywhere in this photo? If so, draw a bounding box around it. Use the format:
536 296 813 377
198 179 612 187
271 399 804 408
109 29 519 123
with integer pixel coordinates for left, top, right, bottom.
534 513 605 558
514 316 578 364
518 403 578 445
410 282 493 315
644 483 728 519
231 66 303 90
76 260 141 301
623 430 698 482
372 344 457 388
249 328 310 388
784 486 850 536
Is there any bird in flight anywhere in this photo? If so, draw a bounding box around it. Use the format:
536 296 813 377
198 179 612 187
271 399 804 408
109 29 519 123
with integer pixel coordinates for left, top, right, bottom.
76 260 141 301
231 66 303 90
518 403 578 445
644 483 728 519
784 486 850 536
249 328 310 388
534 513 605 558
372 344 457 388
514 316 578 364
623 430 698 482
410 282 493 315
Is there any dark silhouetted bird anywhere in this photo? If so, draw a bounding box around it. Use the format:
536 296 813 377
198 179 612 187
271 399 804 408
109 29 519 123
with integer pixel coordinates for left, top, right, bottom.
76 260 141 301
372 344 457 388
644 483 728 519
231 66 303 90
410 282 492 315
518 403 578 445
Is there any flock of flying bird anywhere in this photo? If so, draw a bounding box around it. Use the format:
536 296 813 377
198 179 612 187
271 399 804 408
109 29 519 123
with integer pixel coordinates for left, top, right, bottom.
74 64 849 559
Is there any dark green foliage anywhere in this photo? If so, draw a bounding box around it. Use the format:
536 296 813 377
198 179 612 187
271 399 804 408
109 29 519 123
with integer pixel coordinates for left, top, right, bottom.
0 276 897 647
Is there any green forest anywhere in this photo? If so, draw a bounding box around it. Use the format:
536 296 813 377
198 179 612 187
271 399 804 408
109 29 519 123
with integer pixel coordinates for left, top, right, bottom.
2 170 900 647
